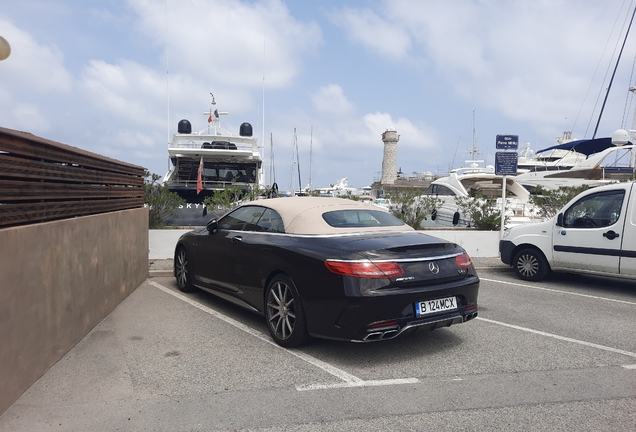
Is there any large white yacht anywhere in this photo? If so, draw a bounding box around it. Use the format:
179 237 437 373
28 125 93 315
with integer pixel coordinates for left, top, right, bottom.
162 94 263 224
516 130 635 191
517 132 589 173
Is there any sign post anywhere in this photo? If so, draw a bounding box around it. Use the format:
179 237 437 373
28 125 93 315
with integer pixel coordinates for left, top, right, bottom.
495 135 518 239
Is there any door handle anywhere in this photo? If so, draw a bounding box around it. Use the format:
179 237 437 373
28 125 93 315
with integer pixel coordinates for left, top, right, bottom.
603 230 619 240
231 236 243 243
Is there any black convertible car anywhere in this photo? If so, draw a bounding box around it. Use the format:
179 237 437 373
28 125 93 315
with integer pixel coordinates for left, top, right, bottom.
174 197 479 347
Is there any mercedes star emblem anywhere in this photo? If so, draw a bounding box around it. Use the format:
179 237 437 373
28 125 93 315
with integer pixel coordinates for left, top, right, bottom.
428 262 440 274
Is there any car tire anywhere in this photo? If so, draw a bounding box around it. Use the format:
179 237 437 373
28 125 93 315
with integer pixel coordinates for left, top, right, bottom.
175 247 195 292
513 248 550 281
265 275 310 348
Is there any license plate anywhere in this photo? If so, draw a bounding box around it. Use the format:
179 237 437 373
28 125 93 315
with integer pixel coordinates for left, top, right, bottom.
415 297 457 317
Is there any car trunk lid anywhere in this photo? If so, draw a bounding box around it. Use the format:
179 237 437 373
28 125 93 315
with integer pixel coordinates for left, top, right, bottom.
328 232 472 286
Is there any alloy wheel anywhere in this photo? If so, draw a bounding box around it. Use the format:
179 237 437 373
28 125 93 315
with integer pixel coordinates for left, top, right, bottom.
175 247 195 292
267 281 296 341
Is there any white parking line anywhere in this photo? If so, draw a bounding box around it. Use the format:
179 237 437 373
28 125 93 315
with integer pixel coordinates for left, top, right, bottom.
148 281 419 390
480 277 636 306
476 317 636 359
296 378 419 391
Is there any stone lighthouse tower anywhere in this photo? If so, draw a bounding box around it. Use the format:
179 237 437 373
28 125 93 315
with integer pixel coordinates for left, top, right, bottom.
381 127 399 185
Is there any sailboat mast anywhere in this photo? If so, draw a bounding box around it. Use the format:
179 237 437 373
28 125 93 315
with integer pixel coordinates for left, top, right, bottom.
309 126 313 192
472 109 476 156
593 4 636 138
269 133 275 185
294 128 302 195
467 109 481 163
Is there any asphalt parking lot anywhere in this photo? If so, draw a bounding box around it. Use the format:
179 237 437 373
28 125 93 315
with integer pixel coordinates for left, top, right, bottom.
1 267 635 431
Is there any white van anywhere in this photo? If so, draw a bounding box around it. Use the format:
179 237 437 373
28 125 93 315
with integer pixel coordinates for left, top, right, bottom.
499 181 636 281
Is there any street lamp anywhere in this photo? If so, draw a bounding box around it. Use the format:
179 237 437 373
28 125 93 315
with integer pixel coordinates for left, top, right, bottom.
0 36 10 61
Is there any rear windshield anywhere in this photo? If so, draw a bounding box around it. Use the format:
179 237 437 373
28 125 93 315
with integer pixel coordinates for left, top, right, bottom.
322 209 405 228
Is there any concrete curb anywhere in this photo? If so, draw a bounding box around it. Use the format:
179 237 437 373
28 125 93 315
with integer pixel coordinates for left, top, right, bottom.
149 270 173 278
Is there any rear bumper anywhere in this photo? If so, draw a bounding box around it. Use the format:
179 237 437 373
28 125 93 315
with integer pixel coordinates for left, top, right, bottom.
304 277 479 342
356 309 479 342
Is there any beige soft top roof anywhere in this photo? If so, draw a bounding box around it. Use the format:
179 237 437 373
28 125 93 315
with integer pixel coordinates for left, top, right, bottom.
244 197 413 235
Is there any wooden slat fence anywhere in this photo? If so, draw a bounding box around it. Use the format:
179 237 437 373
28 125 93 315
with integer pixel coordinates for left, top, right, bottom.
0 127 145 228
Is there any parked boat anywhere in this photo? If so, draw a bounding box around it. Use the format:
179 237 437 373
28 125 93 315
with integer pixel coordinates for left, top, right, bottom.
517 132 589 173
162 94 263 225
518 134 616 174
316 177 374 199
422 162 540 228
516 130 635 191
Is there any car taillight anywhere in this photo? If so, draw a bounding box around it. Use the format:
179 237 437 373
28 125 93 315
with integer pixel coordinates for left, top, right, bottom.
324 260 404 278
455 253 473 269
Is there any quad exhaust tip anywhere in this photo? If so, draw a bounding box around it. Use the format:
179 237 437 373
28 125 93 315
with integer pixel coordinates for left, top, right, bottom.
363 329 399 341
361 311 478 342
464 312 478 322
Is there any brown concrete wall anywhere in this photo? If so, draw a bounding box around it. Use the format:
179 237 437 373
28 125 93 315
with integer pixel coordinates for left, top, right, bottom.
0 208 148 414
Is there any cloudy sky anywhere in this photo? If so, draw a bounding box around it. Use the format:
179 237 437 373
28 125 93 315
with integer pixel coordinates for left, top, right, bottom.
2 0 636 190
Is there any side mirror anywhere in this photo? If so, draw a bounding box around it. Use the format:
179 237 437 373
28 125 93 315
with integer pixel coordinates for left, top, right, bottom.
556 213 564 227
206 219 218 233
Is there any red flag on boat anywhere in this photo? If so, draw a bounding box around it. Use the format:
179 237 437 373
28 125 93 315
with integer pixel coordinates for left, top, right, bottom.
196 156 204 194
207 114 213 123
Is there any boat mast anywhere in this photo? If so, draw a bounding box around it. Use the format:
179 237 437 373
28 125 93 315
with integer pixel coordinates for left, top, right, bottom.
465 109 482 167
294 128 302 195
269 133 275 185
309 126 313 192
165 0 171 170
593 4 636 138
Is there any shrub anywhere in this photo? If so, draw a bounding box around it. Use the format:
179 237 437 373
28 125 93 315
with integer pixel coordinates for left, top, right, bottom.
387 190 442 228
202 184 273 216
529 185 590 219
202 185 246 215
454 193 504 230
144 171 185 229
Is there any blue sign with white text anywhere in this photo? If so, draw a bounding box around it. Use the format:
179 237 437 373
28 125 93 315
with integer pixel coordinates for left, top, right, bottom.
496 134 519 149
495 151 518 175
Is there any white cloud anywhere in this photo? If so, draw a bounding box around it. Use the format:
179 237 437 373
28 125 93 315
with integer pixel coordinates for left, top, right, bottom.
311 84 354 115
79 59 167 129
0 102 51 133
129 0 322 89
113 129 156 150
329 7 411 59
332 0 635 134
0 19 73 94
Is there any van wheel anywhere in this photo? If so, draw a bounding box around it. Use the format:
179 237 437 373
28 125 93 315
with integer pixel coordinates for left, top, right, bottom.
513 248 549 281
